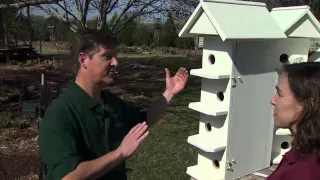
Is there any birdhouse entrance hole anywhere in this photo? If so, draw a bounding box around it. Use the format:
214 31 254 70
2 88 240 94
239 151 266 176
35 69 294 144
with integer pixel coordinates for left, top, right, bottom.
280 54 289 63
205 123 212 132
208 54 215 64
213 160 220 169
281 141 290 149
217 92 224 101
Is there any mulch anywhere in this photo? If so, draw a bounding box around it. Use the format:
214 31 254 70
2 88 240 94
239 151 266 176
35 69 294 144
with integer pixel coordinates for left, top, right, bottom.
0 128 40 180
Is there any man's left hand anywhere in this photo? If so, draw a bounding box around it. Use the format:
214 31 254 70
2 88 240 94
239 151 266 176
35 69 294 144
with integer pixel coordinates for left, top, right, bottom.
163 67 189 102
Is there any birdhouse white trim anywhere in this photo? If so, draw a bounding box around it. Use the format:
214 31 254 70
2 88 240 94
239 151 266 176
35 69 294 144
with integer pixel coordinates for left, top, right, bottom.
272 128 293 164
270 6 320 39
178 0 287 41
310 47 320 62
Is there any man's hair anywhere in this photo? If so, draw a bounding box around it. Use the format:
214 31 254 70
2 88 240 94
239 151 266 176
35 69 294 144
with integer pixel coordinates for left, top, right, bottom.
282 62 320 163
66 29 119 74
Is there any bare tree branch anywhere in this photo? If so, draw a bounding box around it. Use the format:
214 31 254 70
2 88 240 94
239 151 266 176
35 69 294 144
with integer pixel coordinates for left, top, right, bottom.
36 4 79 32
75 0 90 29
112 0 165 34
107 0 120 14
96 0 113 30
0 0 61 9
109 0 136 30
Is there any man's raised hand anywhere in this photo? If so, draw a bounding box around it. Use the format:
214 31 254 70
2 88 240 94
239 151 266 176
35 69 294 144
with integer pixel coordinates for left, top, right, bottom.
116 122 149 159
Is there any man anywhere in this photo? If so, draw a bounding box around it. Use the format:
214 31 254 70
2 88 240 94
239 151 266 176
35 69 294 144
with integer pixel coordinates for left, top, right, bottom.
38 29 189 180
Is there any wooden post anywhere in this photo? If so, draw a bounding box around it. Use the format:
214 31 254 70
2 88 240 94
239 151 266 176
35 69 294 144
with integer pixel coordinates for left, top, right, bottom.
27 6 32 49
1 9 10 62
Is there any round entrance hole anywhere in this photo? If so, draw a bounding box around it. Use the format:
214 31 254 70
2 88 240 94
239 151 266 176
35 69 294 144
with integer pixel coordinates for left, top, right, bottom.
213 159 220 169
281 141 290 149
280 54 289 63
205 123 212 132
208 54 215 64
217 92 224 101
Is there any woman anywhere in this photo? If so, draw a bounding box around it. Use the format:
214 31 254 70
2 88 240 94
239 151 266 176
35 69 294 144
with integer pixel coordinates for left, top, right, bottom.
267 62 320 179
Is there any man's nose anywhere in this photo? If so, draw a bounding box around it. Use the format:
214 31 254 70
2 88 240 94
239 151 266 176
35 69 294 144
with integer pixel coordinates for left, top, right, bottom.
112 57 119 67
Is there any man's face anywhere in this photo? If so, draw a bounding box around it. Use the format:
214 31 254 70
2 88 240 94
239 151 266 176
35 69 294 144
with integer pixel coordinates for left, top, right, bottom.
79 45 118 86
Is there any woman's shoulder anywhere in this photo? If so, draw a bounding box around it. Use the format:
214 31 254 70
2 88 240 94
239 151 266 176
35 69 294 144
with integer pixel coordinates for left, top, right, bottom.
282 150 320 180
287 160 320 178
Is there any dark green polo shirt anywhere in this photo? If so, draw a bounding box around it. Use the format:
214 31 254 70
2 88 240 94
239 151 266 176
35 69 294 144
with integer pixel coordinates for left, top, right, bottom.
38 80 146 180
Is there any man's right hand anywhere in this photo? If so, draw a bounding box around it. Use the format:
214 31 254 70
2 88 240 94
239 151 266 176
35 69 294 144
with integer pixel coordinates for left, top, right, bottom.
117 122 149 159
61 122 149 180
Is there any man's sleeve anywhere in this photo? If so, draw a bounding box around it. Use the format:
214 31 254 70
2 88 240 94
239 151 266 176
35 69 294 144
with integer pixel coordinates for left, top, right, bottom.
123 101 147 129
281 162 320 180
39 102 83 180
124 95 168 129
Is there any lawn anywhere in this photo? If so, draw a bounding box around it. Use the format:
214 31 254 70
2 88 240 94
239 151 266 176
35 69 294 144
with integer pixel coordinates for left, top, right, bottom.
0 53 202 180
120 56 202 180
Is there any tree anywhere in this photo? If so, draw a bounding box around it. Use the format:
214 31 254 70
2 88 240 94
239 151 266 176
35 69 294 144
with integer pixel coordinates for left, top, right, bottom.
133 23 154 47
168 0 197 20
0 0 61 9
161 13 178 47
36 0 169 34
118 14 137 46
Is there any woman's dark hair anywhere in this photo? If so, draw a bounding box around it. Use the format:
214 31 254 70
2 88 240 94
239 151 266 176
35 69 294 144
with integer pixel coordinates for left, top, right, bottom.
283 62 320 162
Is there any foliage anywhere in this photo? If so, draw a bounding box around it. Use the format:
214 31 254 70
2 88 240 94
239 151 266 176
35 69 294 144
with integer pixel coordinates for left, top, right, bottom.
158 47 177 55
160 13 178 47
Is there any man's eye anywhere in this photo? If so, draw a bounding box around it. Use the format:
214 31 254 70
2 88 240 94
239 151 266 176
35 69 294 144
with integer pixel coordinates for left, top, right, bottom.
104 56 113 60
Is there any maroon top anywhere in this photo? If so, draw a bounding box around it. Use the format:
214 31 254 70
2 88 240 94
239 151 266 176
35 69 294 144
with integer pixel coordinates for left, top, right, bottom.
266 148 320 180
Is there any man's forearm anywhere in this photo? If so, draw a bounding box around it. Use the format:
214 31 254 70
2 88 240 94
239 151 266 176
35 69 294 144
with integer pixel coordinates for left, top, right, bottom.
145 90 173 126
62 149 124 180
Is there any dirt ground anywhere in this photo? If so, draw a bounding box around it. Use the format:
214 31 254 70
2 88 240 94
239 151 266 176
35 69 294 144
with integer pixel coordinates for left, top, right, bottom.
0 60 70 179
0 128 40 180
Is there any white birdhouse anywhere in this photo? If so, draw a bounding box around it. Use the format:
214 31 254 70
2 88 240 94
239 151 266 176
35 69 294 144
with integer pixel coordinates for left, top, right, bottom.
178 0 320 179
269 5 320 164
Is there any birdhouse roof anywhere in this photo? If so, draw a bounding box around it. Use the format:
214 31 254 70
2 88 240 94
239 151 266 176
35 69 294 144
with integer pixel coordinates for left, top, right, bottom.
178 0 286 41
270 6 320 39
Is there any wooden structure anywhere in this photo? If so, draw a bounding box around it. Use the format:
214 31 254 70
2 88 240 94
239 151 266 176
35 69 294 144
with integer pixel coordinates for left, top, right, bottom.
19 74 52 118
0 6 38 62
179 0 320 179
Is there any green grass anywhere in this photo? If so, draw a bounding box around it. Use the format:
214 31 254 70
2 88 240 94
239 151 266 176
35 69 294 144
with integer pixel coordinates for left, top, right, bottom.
122 56 202 180
32 41 69 54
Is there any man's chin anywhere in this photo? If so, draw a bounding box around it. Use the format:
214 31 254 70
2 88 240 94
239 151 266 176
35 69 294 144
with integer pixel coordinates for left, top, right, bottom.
100 78 116 87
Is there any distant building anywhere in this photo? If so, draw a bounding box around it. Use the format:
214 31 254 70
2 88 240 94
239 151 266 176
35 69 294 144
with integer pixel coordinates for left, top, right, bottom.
195 37 204 49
